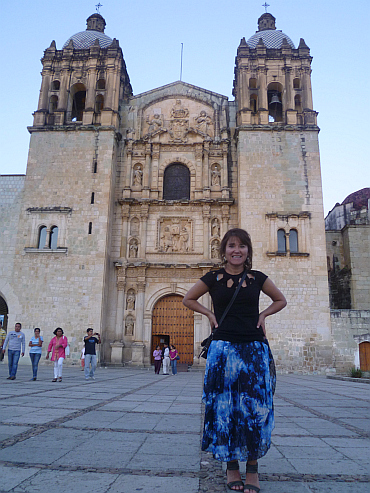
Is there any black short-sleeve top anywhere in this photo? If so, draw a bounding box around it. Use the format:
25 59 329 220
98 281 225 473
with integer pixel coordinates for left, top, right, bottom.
200 268 268 343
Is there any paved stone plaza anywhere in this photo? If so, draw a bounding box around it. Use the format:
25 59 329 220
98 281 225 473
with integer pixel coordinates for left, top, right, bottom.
0 364 369 492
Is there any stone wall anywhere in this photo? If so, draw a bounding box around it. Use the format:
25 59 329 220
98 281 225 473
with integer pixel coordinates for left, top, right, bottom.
331 309 370 371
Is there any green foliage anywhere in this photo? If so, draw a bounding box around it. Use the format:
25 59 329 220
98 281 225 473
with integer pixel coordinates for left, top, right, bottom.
349 367 363 378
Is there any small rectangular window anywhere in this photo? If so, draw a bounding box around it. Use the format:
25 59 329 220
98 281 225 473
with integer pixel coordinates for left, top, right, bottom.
91 192 95 204
88 222 92 234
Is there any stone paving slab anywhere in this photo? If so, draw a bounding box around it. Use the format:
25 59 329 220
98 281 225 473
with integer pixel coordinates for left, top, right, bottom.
1 365 369 493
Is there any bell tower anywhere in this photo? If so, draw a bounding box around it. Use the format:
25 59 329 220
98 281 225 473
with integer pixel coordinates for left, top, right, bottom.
232 13 332 371
33 13 131 128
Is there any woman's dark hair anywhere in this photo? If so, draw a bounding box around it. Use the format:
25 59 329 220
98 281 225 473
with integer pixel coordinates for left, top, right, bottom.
219 228 253 270
34 327 40 333
53 327 64 335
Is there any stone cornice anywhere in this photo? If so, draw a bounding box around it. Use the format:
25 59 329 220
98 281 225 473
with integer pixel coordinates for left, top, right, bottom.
118 198 234 206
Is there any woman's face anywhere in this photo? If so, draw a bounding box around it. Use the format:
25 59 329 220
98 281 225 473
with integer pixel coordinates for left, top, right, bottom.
56 329 63 337
225 236 248 267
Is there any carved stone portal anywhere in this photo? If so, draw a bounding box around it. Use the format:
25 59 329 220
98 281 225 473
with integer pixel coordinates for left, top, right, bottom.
159 218 192 252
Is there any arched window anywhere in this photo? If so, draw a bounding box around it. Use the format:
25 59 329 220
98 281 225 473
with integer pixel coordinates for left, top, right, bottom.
163 163 190 200
95 95 104 113
277 229 286 252
249 78 257 89
267 82 283 122
250 94 258 113
96 79 106 90
70 83 86 121
289 229 298 253
49 95 58 113
38 226 47 249
52 80 60 91
49 226 58 249
293 78 300 89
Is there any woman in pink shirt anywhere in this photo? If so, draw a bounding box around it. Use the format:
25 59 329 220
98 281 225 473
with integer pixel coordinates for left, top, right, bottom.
46 327 68 382
153 345 162 374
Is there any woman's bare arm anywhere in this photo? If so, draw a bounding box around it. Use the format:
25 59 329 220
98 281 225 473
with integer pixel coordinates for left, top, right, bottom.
183 280 218 329
257 278 287 334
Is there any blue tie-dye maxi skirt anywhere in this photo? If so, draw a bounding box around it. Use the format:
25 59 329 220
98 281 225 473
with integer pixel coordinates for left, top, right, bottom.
202 340 275 462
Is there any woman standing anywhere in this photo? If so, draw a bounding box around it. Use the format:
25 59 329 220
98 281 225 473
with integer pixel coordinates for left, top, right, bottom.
169 345 178 375
183 228 286 493
46 328 68 382
28 328 43 381
153 345 162 374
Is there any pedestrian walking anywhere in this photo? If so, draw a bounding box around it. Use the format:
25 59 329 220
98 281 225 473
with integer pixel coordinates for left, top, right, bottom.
83 328 101 380
2 322 25 380
80 346 85 371
0 321 6 362
183 228 287 492
153 345 162 374
162 343 170 375
29 327 43 380
169 344 179 375
46 328 68 382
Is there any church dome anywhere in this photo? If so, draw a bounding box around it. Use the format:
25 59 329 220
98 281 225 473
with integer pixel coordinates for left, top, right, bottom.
247 30 295 49
63 13 113 49
342 188 370 210
247 12 295 49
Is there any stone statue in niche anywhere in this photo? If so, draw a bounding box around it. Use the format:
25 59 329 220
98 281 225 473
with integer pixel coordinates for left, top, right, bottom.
147 113 163 134
126 128 135 140
125 316 134 336
194 110 213 136
130 217 140 236
126 290 136 311
211 239 220 259
129 238 138 258
211 218 220 237
211 164 221 186
133 165 143 186
159 219 192 253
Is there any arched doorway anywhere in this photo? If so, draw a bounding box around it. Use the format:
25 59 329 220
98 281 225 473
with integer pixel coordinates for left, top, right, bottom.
152 294 194 365
0 295 8 332
359 341 370 371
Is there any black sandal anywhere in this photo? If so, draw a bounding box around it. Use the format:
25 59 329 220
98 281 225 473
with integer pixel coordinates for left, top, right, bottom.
244 463 260 493
226 461 244 491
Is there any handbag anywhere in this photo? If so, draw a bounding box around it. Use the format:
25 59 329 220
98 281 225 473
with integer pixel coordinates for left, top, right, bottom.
64 336 70 357
199 270 248 359
175 355 180 360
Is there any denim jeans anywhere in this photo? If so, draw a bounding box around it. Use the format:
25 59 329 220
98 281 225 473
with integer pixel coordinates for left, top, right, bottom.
8 350 20 377
29 352 41 379
171 359 177 375
84 354 97 378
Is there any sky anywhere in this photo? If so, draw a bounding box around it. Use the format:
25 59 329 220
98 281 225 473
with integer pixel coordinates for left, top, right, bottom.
1 0 368 215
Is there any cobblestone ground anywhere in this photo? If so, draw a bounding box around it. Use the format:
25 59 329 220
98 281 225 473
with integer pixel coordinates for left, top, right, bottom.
0 363 369 492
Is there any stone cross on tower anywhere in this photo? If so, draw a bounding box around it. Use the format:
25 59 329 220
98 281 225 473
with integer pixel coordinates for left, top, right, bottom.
95 3 103 14
262 2 270 12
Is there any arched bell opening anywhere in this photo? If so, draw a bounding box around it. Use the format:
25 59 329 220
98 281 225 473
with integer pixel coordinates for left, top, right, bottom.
267 82 283 122
69 83 86 122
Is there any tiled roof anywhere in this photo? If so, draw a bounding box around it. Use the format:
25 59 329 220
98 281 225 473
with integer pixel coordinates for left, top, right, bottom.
247 30 295 49
63 30 113 49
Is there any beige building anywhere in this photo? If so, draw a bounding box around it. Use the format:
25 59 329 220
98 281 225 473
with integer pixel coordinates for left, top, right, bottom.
0 12 333 371
325 188 370 372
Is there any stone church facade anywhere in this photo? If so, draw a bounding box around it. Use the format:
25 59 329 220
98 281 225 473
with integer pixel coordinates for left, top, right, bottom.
0 12 334 371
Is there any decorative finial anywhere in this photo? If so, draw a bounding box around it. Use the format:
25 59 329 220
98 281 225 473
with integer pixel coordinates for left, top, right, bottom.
262 2 270 13
95 2 103 14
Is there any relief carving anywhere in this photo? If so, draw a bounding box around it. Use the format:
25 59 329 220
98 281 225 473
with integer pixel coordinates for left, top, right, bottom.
130 217 140 236
159 218 192 253
169 100 189 143
194 110 213 136
147 113 164 134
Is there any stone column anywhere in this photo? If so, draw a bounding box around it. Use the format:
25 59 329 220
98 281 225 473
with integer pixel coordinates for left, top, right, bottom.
203 205 211 259
115 278 125 341
151 143 160 198
139 205 149 258
120 205 130 258
221 205 230 238
132 280 146 365
143 143 151 198
123 143 133 197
